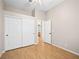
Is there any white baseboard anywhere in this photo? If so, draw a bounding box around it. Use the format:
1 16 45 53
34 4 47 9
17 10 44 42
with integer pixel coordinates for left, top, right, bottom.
52 44 79 56
0 49 5 53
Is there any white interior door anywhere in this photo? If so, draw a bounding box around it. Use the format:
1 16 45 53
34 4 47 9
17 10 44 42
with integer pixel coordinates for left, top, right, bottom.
43 20 52 44
23 16 35 46
5 15 22 51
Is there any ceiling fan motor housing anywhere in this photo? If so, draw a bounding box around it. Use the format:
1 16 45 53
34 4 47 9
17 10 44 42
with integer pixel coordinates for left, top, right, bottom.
29 0 33 3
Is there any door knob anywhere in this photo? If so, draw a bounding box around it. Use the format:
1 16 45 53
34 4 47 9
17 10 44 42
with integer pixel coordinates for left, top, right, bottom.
5 34 8 36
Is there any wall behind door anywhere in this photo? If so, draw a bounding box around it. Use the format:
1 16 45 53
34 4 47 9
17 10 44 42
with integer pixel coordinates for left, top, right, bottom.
47 0 79 54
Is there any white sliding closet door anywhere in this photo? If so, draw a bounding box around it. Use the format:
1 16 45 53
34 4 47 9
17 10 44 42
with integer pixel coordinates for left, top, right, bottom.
23 16 35 46
5 15 22 51
43 20 52 44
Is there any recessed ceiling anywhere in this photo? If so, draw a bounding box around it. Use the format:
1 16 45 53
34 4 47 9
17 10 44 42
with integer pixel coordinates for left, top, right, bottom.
3 0 64 11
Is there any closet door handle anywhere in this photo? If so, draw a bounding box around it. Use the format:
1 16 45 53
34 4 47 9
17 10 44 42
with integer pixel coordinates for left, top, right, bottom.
49 33 52 35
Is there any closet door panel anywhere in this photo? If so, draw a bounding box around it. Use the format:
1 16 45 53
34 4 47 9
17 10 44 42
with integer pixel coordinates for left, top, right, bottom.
23 16 35 46
5 15 22 51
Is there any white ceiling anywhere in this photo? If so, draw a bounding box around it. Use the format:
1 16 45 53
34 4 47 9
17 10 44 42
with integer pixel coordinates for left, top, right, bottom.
3 0 64 11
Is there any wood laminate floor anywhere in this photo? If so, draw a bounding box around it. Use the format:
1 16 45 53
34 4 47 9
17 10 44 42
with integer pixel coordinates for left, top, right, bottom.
0 53 2 58
1 34 79 59
0 42 79 59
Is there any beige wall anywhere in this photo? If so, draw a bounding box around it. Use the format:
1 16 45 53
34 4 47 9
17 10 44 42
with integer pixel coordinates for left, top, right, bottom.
47 0 79 54
4 6 45 20
4 6 32 16
0 0 4 52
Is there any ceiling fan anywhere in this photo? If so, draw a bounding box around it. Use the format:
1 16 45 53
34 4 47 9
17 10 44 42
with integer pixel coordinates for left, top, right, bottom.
25 0 41 16
25 0 41 8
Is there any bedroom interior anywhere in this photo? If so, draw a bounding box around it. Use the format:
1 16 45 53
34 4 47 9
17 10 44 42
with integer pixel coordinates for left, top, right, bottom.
0 0 79 59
